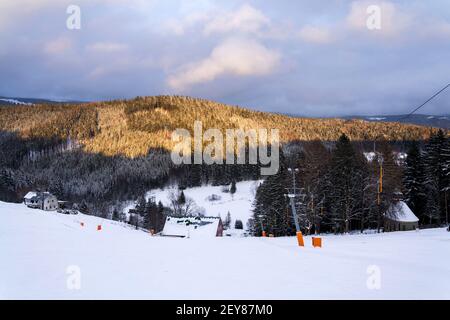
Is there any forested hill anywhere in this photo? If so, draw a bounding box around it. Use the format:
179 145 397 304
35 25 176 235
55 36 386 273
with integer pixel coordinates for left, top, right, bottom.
0 95 444 216
0 95 438 157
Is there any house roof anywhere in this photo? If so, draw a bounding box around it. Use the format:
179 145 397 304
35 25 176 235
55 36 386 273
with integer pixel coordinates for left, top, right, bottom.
386 201 419 223
24 191 54 201
161 216 221 238
24 192 38 200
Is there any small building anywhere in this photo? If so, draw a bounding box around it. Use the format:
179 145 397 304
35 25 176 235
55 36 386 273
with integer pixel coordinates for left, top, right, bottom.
160 216 223 238
24 191 58 211
384 200 419 232
57 200 73 210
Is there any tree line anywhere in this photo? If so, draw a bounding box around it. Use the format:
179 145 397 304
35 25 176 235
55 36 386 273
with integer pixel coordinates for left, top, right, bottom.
250 130 450 236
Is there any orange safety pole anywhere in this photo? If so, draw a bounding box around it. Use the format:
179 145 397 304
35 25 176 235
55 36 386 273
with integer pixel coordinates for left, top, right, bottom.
296 231 304 247
312 237 322 248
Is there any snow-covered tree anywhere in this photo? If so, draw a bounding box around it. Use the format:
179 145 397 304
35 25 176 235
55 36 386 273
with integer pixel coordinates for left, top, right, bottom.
252 152 294 236
230 180 237 199
325 134 368 233
224 212 232 229
423 130 447 224
403 141 427 223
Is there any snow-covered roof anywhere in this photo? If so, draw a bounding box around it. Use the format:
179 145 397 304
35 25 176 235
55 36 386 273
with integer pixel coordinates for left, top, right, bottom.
24 192 37 199
24 191 54 200
386 201 419 223
161 216 221 238
363 152 376 162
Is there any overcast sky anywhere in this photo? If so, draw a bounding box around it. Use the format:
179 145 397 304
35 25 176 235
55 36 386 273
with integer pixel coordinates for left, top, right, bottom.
1 0 449 116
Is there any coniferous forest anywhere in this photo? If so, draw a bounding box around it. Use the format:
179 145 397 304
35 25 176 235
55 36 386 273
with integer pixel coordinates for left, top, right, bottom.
250 130 450 236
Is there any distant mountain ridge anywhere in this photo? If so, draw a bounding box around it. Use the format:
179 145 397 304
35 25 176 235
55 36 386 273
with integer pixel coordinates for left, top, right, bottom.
0 96 84 106
341 114 450 130
282 112 450 130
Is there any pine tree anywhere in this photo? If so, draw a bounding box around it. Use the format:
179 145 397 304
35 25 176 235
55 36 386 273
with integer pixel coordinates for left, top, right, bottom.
326 134 368 233
377 140 403 223
111 208 117 221
178 190 186 205
442 136 450 225
403 141 427 223
230 180 237 199
252 152 293 236
0 169 16 202
224 212 232 229
135 195 147 216
157 201 166 232
143 199 152 229
234 219 243 229
423 130 447 224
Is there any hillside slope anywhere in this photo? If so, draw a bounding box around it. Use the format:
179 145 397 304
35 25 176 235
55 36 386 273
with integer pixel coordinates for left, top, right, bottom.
1 201 449 299
0 96 437 158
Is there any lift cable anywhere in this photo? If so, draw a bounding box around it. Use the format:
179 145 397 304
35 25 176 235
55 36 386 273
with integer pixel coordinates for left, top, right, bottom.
400 83 450 120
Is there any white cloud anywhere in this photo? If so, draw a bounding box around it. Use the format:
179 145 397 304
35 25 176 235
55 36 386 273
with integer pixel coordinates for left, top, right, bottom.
203 4 269 35
164 12 210 36
298 26 332 44
163 4 270 37
168 38 280 90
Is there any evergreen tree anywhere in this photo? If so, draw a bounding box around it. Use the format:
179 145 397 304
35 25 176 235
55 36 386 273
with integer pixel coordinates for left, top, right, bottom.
135 195 147 216
403 141 427 223
423 130 447 224
224 212 232 229
157 200 166 232
252 152 293 236
377 140 403 224
143 199 153 229
0 169 17 202
158 200 164 214
112 209 120 221
234 219 243 229
230 180 237 199
442 136 450 225
178 190 186 205
326 134 368 233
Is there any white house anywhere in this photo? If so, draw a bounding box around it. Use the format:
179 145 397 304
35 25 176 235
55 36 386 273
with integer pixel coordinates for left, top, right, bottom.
160 216 223 238
24 191 58 211
384 201 419 232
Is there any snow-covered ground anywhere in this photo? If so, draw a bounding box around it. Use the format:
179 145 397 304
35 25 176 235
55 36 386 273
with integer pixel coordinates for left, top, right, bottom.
1 201 449 299
145 180 261 226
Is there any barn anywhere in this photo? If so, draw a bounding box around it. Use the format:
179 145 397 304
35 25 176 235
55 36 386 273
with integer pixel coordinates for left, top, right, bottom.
384 201 419 232
160 216 223 238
